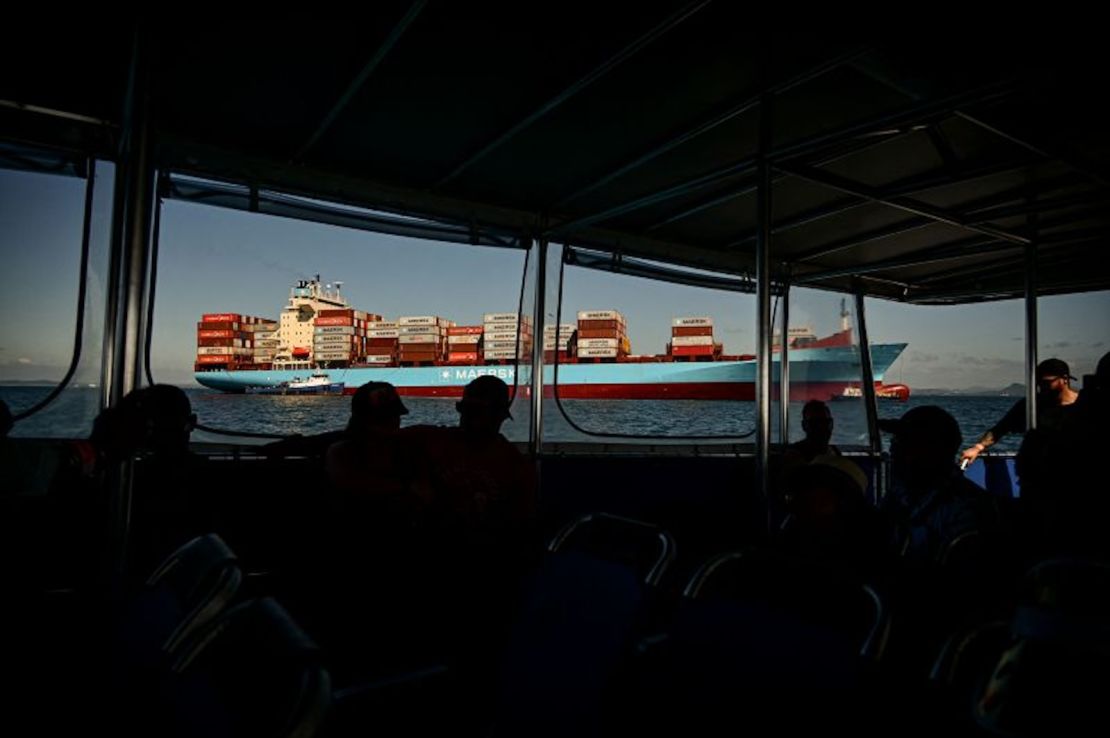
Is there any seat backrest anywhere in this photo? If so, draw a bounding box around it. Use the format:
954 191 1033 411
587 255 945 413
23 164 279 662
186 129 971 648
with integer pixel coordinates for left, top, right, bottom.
166 597 331 738
548 512 676 585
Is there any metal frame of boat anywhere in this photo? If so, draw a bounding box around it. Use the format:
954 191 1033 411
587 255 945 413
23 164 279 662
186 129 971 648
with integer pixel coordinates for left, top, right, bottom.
3 10 1109 731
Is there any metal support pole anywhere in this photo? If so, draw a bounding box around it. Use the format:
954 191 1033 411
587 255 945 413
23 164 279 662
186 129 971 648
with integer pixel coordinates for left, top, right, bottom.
756 94 773 521
854 291 881 453
1025 242 1038 431
530 238 548 456
778 282 790 445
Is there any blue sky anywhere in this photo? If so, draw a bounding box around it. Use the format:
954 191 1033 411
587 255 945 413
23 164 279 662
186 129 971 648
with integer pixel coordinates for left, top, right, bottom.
2 168 1108 389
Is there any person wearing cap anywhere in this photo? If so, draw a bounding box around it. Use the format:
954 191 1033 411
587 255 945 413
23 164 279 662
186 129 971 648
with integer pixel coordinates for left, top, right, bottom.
325 382 413 493
960 358 1081 466
880 405 997 563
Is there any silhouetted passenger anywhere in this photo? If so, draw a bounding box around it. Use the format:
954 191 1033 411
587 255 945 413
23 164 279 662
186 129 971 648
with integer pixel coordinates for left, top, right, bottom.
0 398 12 439
787 400 840 462
961 358 1082 466
325 382 412 496
778 454 888 578
880 405 997 564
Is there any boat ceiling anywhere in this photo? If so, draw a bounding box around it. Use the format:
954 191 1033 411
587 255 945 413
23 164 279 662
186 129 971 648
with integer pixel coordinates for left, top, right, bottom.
3 8 1109 304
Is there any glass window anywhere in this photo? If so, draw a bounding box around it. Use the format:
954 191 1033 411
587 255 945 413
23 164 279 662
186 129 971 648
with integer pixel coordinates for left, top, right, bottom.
1036 290 1110 394
147 194 528 443
0 163 112 438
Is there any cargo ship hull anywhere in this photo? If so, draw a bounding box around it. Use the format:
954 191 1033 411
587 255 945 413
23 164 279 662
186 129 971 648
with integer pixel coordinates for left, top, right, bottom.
195 342 907 401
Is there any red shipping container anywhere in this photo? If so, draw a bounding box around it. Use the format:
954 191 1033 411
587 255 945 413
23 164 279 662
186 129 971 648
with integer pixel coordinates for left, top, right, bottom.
196 321 238 331
196 338 236 347
318 309 354 317
364 347 395 356
197 329 234 339
447 326 484 336
398 342 438 352
671 345 715 356
367 338 398 348
577 319 622 330
448 352 480 362
202 313 241 323
314 316 354 327
196 354 233 364
671 326 714 337
577 329 624 339
398 351 439 362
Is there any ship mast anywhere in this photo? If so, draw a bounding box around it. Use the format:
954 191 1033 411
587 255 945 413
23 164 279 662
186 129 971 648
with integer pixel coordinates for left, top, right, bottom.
840 298 851 335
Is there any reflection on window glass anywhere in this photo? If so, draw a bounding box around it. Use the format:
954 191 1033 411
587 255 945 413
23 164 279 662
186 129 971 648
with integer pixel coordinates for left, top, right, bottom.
1037 291 1110 394
865 296 1027 453
149 199 528 440
550 259 758 439
0 165 112 438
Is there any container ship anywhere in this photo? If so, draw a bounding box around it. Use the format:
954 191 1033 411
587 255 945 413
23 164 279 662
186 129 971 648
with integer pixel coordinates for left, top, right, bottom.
193 278 908 401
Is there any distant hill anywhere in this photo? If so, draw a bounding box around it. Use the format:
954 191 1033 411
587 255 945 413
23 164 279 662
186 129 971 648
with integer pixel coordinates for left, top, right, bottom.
998 383 1025 396
915 383 1025 396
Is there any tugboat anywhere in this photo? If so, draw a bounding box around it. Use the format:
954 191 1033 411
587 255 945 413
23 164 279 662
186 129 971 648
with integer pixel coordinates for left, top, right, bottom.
246 373 345 396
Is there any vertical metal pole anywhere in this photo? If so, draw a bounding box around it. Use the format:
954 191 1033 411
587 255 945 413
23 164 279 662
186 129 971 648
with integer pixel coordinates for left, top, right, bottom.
1024 241 1038 430
105 28 156 588
100 162 126 410
530 238 548 456
756 92 773 517
778 282 790 445
854 290 881 453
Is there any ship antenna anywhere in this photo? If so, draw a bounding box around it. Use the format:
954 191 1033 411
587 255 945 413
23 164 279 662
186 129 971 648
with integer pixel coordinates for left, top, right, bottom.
840 298 851 334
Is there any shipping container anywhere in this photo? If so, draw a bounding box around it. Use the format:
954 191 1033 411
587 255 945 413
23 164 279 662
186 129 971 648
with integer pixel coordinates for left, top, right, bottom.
446 326 484 336
577 347 621 358
197 329 235 339
398 341 439 351
576 319 623 331
671 335 715 346
482 312 522 323
315 325 356 335
197 347 251 356
447 351 480 362
196 321 239 331
202 313 242 323
447 334 482 345
196 354 234 364
484 340 529 351
366 321 398 329
398 316 439 326
578 338 621 349
483 330 520 342
367 337 398 348
577 328 624 339
672 316 713 327
671 326 714 337
365 355 394 364
367 329 400 338
399 334 440 344
483 349 524 359
315 352 354 361
400 325 442 335
577 310 624 322
397 351 440 362
314 316 353 327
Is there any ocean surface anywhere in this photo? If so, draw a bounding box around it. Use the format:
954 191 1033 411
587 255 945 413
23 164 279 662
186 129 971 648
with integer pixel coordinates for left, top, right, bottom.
2 384 1026 453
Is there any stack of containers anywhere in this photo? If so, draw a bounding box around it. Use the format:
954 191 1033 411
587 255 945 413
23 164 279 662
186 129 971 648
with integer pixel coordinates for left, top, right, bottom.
365 320 399 365
576 310 630 360
398 316 446 364
543 324 575 363
482 313 533 362
243 316 279 367
314 309 382 364
196 313 266 369
447 326 483 364
669 316 718 360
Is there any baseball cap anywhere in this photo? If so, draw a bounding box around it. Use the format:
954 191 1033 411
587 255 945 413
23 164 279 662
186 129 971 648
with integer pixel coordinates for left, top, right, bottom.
459 375 514 419
878 404 963 453
351 381 409 417
1036 358 1076 382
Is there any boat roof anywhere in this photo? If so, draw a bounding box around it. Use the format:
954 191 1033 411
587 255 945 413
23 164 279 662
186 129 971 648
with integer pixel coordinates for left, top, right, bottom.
3 11 1108 304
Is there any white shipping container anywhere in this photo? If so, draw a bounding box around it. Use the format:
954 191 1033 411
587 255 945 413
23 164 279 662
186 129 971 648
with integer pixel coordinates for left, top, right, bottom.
484 340 530 350
365 355 394 364
671 335 715 346
315 326 355 335
447 335 482 345
482 312 521 323
398 316 438 326
400 325 440 335
368 329 400 338
672 316 714 327
579 338 620 349
366 321 398 329
316 354 352 361
484 331 519 342
483 349 523 359
399 334 441 344
577 310 624 321
578 347 620 358
197 347 248 356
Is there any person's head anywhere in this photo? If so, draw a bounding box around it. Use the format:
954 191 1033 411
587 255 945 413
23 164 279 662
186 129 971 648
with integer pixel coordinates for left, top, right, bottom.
456 375 513 437
801 399 834 446
1036 358 1076 401
349 381 408 433
136 385 196 456
881 405 963 489
0 399 12 439
786 454 868 550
